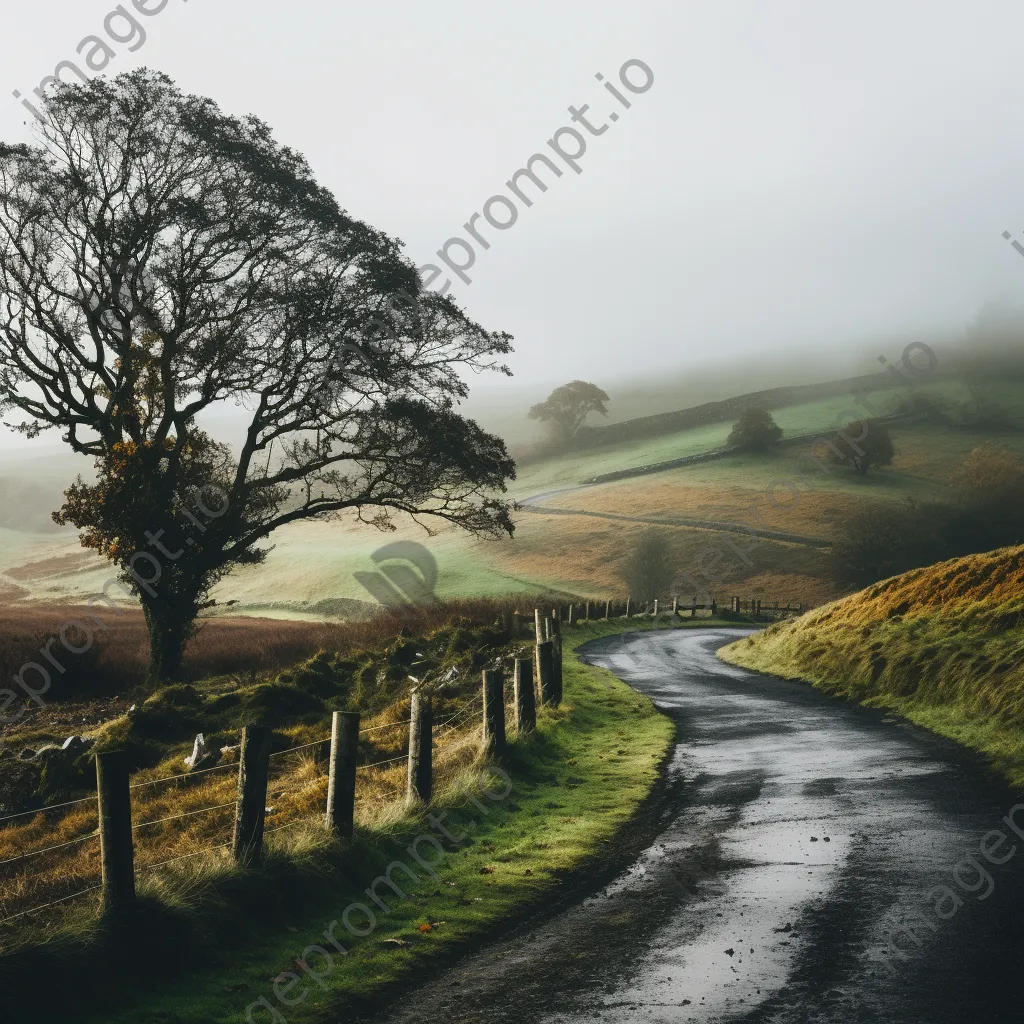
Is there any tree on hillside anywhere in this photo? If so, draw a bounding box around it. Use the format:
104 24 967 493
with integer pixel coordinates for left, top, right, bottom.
727 406 783 452
621 530 673 602
0 71 516 681
951 444 1024 551
826 420 895 475
829 498 953 588
528 381 609 441
828 444 1024 589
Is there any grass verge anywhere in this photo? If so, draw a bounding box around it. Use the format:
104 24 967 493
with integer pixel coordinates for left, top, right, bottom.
718 545 1024 788
16 617 688 1024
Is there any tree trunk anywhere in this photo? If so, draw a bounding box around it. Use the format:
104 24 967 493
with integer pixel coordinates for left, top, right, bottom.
143 595 197 682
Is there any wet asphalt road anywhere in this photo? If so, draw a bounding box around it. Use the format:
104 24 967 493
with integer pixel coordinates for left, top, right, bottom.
371 628 1024 1024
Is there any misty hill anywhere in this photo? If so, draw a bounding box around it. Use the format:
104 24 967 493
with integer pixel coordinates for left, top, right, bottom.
570 369 930 450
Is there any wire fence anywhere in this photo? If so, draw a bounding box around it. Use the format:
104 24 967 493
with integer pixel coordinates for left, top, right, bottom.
0 691 489 934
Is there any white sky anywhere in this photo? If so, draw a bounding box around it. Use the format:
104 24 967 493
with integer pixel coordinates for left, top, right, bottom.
4 0 1024 447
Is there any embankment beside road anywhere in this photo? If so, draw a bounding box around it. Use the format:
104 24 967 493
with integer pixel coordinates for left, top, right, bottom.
719 545 1024 787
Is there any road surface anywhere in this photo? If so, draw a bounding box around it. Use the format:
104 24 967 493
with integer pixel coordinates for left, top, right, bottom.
369 628 1024 1024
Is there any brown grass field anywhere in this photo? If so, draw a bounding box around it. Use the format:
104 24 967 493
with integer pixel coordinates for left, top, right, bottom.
486 509 839 606
0 596 546 945
0 692 487 943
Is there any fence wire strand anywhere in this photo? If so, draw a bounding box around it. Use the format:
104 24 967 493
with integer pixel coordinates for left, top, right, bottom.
0 883 102 927
359 718 413 736
132 801 236 831
357 754 408 773
130 762 238 789
269 738 329 760
141 842 232 872
0 832 99 869
0 795 95 827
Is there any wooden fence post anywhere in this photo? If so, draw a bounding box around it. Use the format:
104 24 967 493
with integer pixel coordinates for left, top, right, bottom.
534 608 544 644
325 711 360 837
96 750 135 914
625 597 631 618
567 603 576 626
672 597 678 615
407 690 433 805
232 725 272 867
550 612 563 693
537 639 557 705
482 669 507 755
652 598 658 617
514 658 536 733
554 635 564 705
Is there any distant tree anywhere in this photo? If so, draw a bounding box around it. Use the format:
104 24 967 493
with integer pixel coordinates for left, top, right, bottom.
828 499 952 589
951 444 1024 550
727 407 783 452
0 71 516 682
829 444 1024 589
528 381 609 441
826 420 895 475
962 357 991 425
621 530 673 602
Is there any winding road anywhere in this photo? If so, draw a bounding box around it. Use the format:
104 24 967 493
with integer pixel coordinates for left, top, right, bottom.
371 628 1024 1024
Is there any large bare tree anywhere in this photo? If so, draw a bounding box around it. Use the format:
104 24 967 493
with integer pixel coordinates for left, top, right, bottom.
0 70 516 680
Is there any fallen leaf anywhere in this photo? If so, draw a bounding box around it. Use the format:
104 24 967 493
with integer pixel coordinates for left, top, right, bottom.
479 866 495 875
417 923 432 933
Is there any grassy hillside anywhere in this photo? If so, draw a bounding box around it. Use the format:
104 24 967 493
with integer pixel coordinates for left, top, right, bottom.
719 545 1024 785
3 375 1023 615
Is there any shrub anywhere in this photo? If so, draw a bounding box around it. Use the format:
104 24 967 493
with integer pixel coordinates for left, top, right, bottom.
825 419 895 475
621 530 674 602
727 407 783 452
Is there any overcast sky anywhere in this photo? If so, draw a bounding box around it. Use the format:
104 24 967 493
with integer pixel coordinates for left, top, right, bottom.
4 0 1024 442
